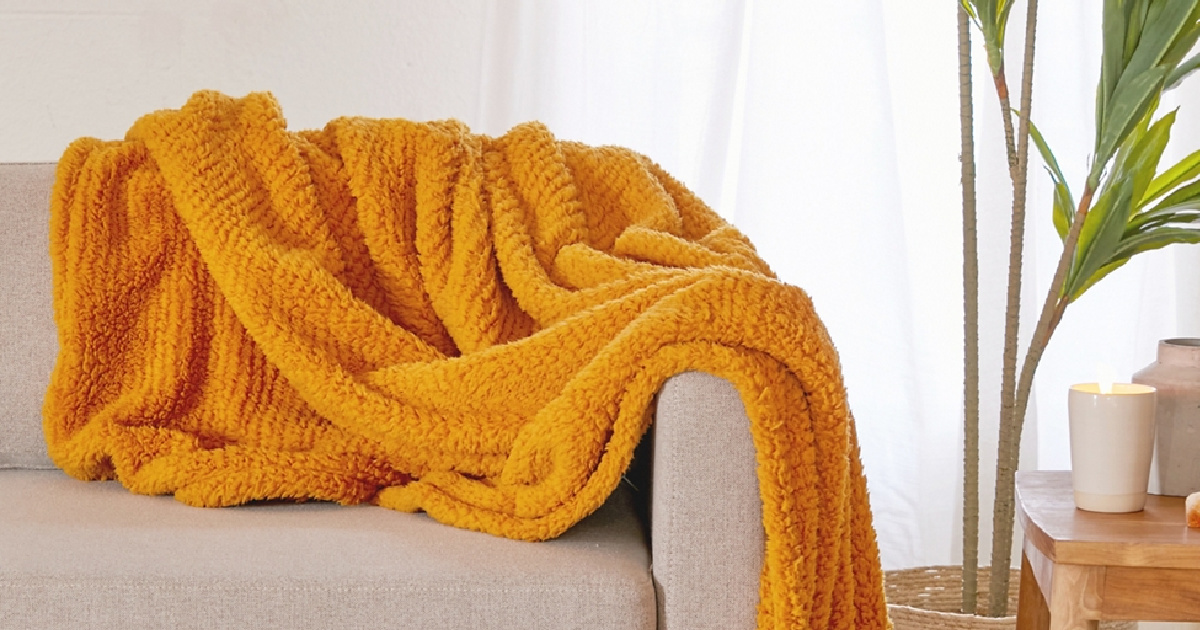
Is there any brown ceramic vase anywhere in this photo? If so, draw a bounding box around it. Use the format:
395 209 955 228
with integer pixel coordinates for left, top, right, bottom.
1132 338 1200 496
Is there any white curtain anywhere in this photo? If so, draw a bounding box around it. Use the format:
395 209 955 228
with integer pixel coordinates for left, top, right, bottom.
5 0 1200 574
472 0 1200 572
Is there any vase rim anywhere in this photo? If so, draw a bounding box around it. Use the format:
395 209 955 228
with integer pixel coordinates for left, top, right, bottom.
1154 338 1200 367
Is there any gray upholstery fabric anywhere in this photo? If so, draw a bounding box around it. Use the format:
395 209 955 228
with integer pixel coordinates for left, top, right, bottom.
0 470 655 630
652 372 763 630
0 163 58 469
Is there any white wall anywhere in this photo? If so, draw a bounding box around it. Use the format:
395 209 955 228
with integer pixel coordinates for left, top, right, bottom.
0 0 489 162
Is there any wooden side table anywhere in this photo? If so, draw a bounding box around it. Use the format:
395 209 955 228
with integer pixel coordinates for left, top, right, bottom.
1016 470 1200 629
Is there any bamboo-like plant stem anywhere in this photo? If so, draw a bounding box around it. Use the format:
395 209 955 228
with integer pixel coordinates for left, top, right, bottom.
988 183 1094 606
1010 189 1096 445
994 71 1019 179
957 2 981 616
989 68 1024 614
988 0 1040 616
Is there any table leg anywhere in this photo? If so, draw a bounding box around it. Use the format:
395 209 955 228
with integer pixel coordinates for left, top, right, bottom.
1017 550 1051 630
1047 564 1104 630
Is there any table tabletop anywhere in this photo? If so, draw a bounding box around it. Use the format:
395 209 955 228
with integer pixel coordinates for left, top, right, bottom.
1017 470 1200 569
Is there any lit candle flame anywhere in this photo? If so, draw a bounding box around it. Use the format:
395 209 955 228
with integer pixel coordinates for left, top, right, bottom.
1098 363 1117 395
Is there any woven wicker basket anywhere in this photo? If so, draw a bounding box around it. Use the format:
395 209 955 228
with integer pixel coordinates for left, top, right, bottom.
885 565 1135 630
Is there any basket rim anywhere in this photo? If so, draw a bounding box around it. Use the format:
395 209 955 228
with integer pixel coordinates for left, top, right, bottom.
884 564 1020 618
885 603 1014 621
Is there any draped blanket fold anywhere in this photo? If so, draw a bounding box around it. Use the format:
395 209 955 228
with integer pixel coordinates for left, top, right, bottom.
44 91 888 629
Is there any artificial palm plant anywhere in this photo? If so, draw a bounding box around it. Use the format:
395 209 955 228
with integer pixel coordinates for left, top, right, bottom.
957 0 1200 617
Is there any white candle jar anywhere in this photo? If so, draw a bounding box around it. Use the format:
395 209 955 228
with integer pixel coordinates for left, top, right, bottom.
1068 382 1157 513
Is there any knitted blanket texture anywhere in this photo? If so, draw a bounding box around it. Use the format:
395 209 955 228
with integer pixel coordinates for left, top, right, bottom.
45 91 887 629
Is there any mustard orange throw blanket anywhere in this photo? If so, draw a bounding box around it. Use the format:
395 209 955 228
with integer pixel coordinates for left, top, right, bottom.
45 91 887 629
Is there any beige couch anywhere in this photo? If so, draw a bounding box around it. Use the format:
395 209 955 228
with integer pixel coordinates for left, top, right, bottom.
0 163 765 630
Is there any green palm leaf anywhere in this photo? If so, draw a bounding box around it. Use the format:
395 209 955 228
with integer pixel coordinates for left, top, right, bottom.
1093 67 1169 185
1127 204 1200 233
1123 0 1151 67
1025 118 1075 238
1067 178 1137 299
1092 0 1199 187
1123 1 1198 79
1150 178 1200 213
1167 52 1200 89
963 0 1014 73
1074 227 1200 298
1124 109 1176 206
1142 147 1200 205
1100 0 1127 112
1161 2 1200 81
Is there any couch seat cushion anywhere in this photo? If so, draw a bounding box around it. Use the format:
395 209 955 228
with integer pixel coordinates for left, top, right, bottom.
0 470 653 630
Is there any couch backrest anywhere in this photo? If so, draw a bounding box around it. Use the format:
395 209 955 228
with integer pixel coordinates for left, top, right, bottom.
0 163 59 469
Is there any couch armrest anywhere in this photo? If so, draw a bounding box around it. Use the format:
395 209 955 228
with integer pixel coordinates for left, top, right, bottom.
651 371 762 630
